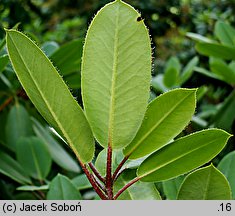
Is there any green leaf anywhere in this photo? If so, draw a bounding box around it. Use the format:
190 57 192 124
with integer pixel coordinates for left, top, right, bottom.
41 41 59 57
16 136 52 180
71 174 92 190
114 170 161 200
50 39 83 76
47 174 82 200
32 118 81 173
210 58 235 84
81 0 151 149
137 129 231 182
17 185 49 191
180 56 198 84
215 21 235 46
64 72 81 89
177 164 232 200
186 32 215 43
5 104 33 150
218 151 235 199
0 151 31 184
162 175 185 200
6 30 95 163
194 66 224 81
163 57 181 87
196 42 235 60
124 88 196 159
0 54 9 73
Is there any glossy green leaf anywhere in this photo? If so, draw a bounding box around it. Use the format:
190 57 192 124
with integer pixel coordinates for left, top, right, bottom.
47 174 82 200
163 57 181 87
124 88 196 159
82 0 151 149
50 39 83 76
16 136 52 180
218 151 235 199
5 104 33 150
114 170 161 200
6 30 94 163
196 42 235 60
162 175 185 200
32 118 81 173
180 56 198 84
210 58 235 84
0 151 31 184
177 164 232 200
72 174 92 190
215 21 235 46
137 129 231 182
0 55 9 73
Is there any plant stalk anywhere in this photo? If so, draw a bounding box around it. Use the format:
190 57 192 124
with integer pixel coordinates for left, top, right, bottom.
112 156 129 181
106 144 113 199
88 162 105 183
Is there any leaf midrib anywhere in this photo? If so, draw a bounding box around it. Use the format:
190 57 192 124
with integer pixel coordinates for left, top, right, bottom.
129 91 194 155
8 33 79 160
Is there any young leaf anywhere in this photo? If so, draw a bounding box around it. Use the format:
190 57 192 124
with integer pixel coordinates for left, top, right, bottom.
47 174 82 200
114 170 161 200
5 104 33 150
177 164 232 200
215 21 235 46
218 151 235 199
16 137 52 180
196 42 235 60
0 151 31 184
82 0 151 149
6 30 95 163
124 88 196 159
32 118 81 173
162 175 185 200
137 129 231 182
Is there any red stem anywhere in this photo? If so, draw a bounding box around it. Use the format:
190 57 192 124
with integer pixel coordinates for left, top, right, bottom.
88 162 105 183
113 177 140 200
106 145 113 199
112 156 129 181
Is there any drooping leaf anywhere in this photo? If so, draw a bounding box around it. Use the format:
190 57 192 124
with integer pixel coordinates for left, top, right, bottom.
32 118 81 173
6 30 94 163
72 174 92 190
137 129 231 182
180 56 199 84
114 169 161 200
177 164 232 200
81 0 151 149
47 174 82 200
215 21 235 46
163 57 181 87
124 88 196 159
50 39 83 76
16 136 52 180
209 58 235 84
218 151 235 199
0 151 31 184
5 104 33 150
196 42 235 60
162 175 185 200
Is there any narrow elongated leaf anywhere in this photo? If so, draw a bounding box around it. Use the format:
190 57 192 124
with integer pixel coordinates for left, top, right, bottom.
47 174 82 200
17 185 49 191
50 39 83 76
196 42 235 60
0 151 31 184
5 104 33 150
16 137 52 180
210 58 235 84
82 0 151 149
6 30 94 163
32 118 81 173
215 21 235 46
186 32 215 43
124 88 196 159
194 66 224 81
180 56 198 84
114 170 161 200
177 164 232 200
137 129 231 182
218 151 235 199
162 175 185 200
